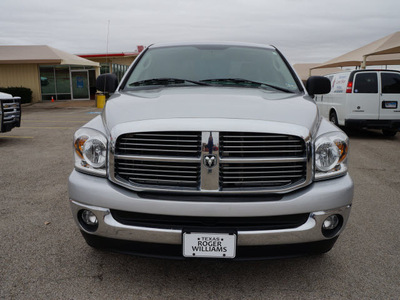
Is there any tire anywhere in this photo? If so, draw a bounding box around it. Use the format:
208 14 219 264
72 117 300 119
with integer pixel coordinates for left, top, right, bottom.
382 129 397 137
329 111 338 126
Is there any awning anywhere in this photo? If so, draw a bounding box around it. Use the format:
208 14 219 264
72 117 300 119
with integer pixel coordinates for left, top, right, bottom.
311 31 400 70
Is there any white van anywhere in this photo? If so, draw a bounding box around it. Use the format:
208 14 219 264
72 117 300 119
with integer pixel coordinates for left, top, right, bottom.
315 70 400 136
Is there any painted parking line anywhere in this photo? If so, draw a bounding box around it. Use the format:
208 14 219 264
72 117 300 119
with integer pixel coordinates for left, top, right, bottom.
22 117 95 121
0 136 34 139
21 126 76 129
22 120 87 123
61 108 101 115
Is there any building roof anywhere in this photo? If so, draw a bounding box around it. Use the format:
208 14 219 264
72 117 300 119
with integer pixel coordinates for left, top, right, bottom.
78 52 138 59
0 45 99 67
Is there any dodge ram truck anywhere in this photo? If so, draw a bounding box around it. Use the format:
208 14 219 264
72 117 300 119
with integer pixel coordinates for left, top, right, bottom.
68 42 353 260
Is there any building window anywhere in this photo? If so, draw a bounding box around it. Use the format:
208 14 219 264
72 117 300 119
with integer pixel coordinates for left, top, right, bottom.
100 63 110 74
39 65 95 100
40 66 56 98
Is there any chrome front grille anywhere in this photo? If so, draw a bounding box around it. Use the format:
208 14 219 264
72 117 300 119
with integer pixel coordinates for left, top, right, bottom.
220 161 307 189
116 132 202 157
115 159 201 188
219 132 305 158
219 132 307 190
114 131 202 190
1 98 21 132
112 131 310 194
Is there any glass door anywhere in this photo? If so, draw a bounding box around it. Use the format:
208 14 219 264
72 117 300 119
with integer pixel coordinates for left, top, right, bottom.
71 70 90 100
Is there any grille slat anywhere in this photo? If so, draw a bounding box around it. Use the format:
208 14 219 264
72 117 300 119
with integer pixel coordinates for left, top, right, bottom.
110 210 310 231
118 148 198 153
223 180 292 185
223 170 303 175
223 174 302 179
119 142 199 148
222 165 303 170
130 177 199 184
223 144 303 148
223 150 304 154
118 162 198 170
118 167 196 175
132 133 199 138
123 172 198 179
223 140 301 144
222 135 288 138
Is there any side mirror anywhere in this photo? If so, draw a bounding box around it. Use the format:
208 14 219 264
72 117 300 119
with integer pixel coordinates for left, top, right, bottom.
96 74 119 94
306 76 331 97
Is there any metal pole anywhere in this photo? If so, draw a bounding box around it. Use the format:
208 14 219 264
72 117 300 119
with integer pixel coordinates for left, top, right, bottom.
361 55 368 69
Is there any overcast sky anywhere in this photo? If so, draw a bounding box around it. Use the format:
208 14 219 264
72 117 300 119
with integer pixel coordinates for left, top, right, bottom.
1 0 399 64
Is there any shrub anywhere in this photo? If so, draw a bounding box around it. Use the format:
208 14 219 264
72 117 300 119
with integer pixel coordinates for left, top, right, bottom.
0 87 32 104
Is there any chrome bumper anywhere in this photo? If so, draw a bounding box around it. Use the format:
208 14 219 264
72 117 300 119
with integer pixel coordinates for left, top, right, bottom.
69 169 353 247
70 200 351 246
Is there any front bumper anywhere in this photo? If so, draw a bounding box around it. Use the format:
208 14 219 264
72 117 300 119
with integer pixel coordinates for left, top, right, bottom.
69 170 353 258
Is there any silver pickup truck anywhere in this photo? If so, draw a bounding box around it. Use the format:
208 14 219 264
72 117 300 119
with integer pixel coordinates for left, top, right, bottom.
68 42 354 260
0 92 21 133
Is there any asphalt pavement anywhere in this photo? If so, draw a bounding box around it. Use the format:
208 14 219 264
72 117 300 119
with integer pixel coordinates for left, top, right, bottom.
0 102 399 299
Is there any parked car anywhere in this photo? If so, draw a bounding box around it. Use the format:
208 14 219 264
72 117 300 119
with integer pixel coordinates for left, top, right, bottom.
315 70 400 136
0 92 21 133
68 42 353 260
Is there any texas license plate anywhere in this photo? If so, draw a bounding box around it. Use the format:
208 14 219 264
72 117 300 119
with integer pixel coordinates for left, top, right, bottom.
183 232 236 258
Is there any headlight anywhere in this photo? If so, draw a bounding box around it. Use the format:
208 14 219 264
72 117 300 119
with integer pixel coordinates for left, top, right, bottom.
315 131 349 180
73 128 107 177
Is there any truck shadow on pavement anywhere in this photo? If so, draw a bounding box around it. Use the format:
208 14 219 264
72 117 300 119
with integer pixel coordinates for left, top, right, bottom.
341 127 399 140
84 248 347 298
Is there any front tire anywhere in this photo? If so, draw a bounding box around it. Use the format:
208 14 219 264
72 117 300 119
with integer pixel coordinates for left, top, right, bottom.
382 129 397 137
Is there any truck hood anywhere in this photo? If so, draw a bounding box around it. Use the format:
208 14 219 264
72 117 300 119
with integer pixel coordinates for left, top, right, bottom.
102 86 318 137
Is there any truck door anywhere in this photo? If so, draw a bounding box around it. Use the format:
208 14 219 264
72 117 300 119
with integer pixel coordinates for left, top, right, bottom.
350 72 379 120
380 72 400 120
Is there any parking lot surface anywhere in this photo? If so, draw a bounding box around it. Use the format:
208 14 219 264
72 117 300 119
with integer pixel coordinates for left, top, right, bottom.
1 103 399 299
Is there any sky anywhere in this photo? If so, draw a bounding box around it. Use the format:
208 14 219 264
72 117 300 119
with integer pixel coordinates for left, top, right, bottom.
1 0 399 64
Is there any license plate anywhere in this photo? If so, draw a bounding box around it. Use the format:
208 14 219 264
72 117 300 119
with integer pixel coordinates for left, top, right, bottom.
383 101 397 109
183 232 236 258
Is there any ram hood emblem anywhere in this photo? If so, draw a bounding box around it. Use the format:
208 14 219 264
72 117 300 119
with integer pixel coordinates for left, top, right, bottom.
203 155 217 168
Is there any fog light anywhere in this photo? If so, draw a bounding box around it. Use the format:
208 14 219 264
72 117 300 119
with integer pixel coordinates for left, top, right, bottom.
82 210 98 225
78 209 99 232
321 214 343 238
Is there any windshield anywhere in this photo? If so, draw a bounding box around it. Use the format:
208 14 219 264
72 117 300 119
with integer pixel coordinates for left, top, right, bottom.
123 45 300 93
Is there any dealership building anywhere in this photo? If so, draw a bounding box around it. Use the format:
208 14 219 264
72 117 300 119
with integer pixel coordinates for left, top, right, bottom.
0 45 140 102
77 51 138 82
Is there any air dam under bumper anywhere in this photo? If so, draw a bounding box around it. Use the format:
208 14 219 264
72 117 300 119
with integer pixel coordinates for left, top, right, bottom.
69 170 353 259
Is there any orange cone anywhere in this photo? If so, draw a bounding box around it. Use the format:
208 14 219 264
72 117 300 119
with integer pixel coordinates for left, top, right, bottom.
51 96 54 102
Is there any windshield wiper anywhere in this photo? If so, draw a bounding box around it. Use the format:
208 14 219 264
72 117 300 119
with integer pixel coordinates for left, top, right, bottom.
129 78 210 87
200 78 294 93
